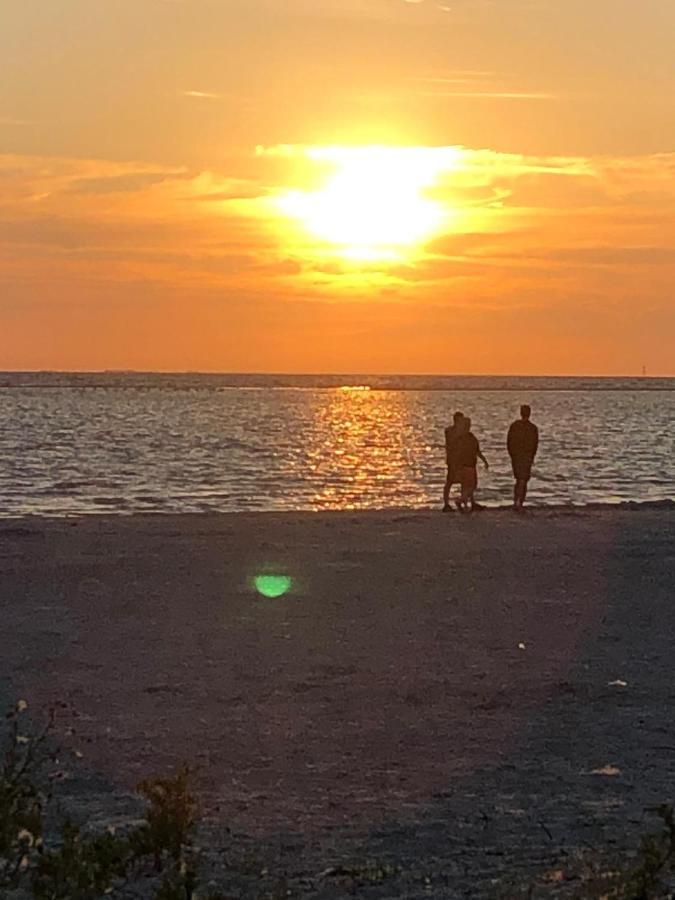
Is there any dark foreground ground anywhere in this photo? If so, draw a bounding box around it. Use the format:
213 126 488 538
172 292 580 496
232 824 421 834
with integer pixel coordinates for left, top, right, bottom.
1 505 675 897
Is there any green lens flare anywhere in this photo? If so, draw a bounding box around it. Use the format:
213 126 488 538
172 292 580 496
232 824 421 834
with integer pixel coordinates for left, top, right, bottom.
254 574 292 598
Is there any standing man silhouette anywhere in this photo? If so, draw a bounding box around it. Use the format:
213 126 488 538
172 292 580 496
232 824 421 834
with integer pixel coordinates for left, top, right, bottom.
507 405 539 510
443 411 464 511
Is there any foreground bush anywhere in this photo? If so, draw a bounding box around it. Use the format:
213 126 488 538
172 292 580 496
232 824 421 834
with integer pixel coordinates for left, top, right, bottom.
0 701 224 899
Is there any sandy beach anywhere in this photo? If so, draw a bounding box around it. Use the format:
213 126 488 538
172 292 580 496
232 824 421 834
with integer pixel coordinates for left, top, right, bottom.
2 504 675 896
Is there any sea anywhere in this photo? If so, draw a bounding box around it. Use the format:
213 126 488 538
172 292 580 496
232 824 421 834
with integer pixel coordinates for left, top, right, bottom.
0 372 673 516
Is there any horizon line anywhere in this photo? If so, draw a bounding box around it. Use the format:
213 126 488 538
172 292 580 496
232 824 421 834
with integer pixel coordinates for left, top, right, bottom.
0 369 671 379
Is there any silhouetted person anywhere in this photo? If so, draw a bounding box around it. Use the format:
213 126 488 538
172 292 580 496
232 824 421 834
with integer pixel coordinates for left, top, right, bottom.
507 404 539 510
454 417 489 513
443 410 464 511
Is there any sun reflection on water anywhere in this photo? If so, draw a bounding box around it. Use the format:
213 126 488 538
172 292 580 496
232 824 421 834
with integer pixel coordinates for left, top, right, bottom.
304 388 429 510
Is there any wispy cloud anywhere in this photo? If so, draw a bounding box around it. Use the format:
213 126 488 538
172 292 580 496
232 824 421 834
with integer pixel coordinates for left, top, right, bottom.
66 172 181 195
418 90 556 99
409 72 558 101
180 90 221 100
0 117 34 127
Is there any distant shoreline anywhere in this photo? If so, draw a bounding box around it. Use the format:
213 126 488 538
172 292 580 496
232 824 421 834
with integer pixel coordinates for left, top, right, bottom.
1 371 674 391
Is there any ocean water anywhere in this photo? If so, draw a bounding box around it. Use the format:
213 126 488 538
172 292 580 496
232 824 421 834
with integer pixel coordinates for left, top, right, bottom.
0 373 673 516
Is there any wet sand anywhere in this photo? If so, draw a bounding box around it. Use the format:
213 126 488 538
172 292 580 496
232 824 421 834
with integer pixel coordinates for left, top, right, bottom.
1 505 675 895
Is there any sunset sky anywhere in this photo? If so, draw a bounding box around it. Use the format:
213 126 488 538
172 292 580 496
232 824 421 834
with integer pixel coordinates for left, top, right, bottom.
2 0 674 374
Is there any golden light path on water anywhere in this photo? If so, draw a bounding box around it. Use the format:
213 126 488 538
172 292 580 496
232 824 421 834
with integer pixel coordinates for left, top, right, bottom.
266 145 464 262
304 386 431 510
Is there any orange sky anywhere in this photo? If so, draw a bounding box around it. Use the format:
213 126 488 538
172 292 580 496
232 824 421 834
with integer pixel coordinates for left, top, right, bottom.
1 0 674 374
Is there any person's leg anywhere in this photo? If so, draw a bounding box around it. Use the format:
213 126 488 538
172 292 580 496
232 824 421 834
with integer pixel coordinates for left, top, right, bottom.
519 478 529 507
511 459 520 509
512 459 530 509
515 458 532 508
467 468 478 511
443 469 452 510
457 469 468 511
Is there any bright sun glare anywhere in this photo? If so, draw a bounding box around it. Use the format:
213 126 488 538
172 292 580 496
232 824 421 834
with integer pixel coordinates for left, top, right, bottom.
273 146 462 261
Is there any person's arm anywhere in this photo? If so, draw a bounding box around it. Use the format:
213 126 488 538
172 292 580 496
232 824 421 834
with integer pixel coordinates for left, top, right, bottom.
507 423 515 457
477 441 489 469
533 425 539 458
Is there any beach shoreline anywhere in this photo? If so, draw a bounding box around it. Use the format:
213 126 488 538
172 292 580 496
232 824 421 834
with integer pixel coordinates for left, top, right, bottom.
2 495 674 525
2 506 675 895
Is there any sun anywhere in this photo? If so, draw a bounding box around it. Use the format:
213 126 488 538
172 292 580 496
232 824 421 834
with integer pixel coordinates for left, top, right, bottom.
272 146 461 261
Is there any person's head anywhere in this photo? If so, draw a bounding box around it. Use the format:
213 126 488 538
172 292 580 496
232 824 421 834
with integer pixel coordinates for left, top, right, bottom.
464 416 472 432
453 410 464 424
520 404 531 420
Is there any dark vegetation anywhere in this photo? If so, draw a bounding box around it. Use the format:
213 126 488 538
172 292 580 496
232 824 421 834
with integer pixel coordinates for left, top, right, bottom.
1 701 674 899
577 805 675 899
0 701 223 899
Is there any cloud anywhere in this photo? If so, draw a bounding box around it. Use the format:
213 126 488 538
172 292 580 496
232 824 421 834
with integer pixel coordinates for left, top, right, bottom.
0 153 291 304
0 117 33 127
419 90 556 99
2 143 675 373
194 186 270 202
1 146 675 313
66 172 180 195
180 90 221 100
536 246 675 267
409 71 559 101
